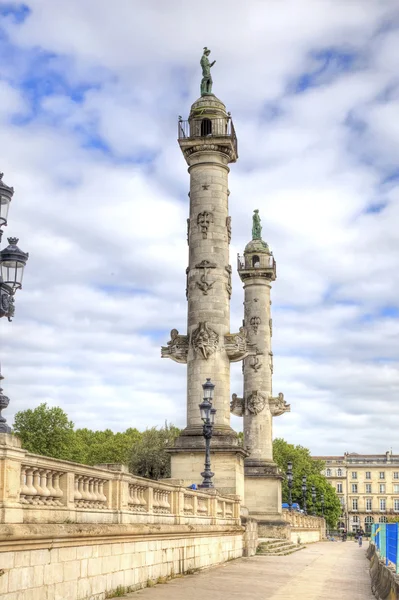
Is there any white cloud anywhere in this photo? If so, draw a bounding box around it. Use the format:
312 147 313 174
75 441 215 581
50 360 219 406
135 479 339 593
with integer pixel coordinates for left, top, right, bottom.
1 0 399 455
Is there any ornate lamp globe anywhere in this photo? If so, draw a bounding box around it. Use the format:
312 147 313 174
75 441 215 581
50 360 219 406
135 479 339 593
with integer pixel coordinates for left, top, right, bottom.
0 237 29 292
0 173 14 230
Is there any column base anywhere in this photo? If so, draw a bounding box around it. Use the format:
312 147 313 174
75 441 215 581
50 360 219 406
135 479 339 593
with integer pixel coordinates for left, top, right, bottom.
167 440 248 500
244 463 285 537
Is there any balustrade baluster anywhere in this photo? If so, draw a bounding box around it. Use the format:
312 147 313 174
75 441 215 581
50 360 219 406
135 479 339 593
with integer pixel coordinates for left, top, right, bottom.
33 469 45 504
19 466 29 504
52 472 63 506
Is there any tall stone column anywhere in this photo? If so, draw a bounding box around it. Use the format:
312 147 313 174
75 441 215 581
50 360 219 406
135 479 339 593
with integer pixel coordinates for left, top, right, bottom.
232 211 290 531
162 92 248 497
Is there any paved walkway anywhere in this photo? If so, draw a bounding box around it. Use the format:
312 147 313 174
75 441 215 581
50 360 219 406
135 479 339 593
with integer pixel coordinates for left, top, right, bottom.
127 541 374 600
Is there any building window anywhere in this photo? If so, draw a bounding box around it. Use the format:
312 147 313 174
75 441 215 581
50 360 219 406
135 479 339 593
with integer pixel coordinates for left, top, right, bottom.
394 472 399 480
380 472 385 479
366 484 372 493
339 496 345 505
337 468 342 477
380 484 386 493
365 515 374 533
326 468 331 477
352 499 358 511
352 484 358 493
352 471 357 479
366 498 372 511
366 471 371 480
337 483 342 493
394 499 399 512
252 255 260 268
380 499 386 511
380 516 388 523
394 485 399 494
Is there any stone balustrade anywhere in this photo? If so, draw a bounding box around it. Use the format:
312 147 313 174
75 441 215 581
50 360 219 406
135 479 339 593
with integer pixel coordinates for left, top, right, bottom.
0 434 240 527
282 509 326 543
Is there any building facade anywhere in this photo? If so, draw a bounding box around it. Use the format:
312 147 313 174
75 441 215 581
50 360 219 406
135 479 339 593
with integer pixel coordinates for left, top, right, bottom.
314 451 399 533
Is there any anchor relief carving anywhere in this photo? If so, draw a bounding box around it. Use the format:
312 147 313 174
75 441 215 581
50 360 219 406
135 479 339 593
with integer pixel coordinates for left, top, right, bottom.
249 349 263 372
197 211 213 239
191 322 219 360
195 260 217 295
161 329 189 364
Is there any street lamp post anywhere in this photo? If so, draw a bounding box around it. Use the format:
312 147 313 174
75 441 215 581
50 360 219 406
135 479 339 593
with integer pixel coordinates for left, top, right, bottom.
287 461 293 511
198 378 216 489
321 493 325 517
0 171 29 433
311 485 317 516
302 475 307 515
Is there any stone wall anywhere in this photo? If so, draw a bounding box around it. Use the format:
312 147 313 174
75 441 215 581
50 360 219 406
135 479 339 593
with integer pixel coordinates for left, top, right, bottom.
241 516 258 557
0 523 243 600
0 433 243 600
368 543 399 599
283 510 326 543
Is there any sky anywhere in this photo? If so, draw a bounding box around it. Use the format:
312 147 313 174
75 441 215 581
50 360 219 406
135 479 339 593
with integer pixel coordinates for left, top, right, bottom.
1 0 399 455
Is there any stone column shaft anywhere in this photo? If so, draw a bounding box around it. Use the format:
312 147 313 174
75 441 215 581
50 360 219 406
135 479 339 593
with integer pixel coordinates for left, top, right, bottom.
243 278 273 462
186 154 231 430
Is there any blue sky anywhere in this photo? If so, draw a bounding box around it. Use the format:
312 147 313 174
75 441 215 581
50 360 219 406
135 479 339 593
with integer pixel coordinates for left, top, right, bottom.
1 0 399 454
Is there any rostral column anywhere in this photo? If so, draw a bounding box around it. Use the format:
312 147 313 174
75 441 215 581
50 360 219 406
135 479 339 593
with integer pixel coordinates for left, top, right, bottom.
162 48 248 496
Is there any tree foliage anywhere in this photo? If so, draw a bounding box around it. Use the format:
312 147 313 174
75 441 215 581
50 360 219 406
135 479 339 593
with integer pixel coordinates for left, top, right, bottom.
13 403 75 460
273 438 341 528
12 404 180 479
129 423 181 480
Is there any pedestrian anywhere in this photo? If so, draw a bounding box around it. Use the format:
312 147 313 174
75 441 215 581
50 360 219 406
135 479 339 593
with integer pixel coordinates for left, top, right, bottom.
358 527 365 547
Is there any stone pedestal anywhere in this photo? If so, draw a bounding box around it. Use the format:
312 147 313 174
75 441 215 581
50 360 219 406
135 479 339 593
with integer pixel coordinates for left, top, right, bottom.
244 464 287 537
0 433 24 524
168 428 247 499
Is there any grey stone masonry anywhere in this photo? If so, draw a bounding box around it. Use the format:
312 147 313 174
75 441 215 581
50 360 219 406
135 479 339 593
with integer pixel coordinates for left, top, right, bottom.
236 234 290 469
163 94 242 439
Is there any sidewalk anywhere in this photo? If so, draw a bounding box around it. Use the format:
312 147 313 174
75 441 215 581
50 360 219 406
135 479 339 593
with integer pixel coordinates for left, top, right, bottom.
125 541 373 600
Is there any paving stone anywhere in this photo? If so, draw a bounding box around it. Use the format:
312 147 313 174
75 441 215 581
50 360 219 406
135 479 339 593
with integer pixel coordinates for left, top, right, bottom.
125 541 374 599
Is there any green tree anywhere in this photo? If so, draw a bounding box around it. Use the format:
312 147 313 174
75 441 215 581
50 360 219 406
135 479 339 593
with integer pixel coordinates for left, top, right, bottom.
13 403 76 461
273 438 341 528
129 423 181 479
74 428 142 465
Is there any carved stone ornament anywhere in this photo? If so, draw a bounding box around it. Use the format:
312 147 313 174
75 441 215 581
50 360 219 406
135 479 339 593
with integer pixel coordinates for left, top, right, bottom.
185 266 189 300
161 329 189 364
250 315 261 334
0 289 15 322
191 322 219 360
195 260 217 295
224 326 250 362
269 318 273 337
187 218 190 245
246 390 267 415
230 393 244 417
269 392 290 417
225 265 232 298
250 349 263 372
226 216 232 243
269 351 274 375
197 211 213 239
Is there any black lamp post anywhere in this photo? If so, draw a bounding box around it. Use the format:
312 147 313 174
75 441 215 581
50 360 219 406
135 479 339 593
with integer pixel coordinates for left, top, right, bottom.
311 485 317 516
0 171 29 433
320 493 325 517
287 461 293 511
302 475 307 515
198 378 216 488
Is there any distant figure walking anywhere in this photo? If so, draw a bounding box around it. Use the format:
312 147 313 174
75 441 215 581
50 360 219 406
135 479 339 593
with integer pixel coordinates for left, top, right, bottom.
358 527 365 547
